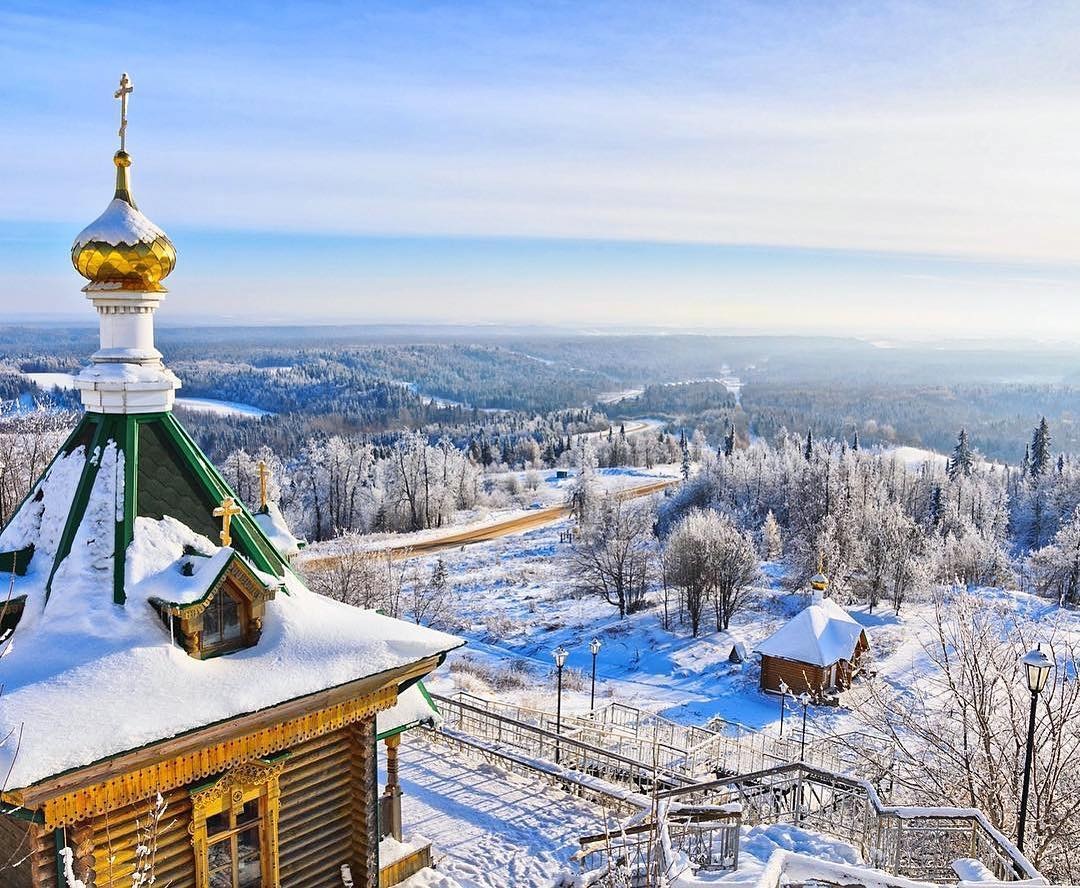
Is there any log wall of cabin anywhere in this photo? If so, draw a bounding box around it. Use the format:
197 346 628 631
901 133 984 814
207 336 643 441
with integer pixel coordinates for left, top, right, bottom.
759 655 830 696
0 815 36 888
87 782 196 888
27 823 56 888
278 716 377 888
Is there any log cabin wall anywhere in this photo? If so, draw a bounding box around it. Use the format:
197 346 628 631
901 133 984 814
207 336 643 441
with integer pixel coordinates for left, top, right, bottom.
86 783 196 888
0 814 36 887
759 655 829 696
278 716 377 888
27 823 56 888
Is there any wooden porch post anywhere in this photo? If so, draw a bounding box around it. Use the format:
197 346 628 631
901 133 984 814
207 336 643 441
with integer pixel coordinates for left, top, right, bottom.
383 735 403 841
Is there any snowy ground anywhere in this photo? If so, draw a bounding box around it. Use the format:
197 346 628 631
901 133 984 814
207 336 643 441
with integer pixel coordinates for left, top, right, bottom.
392 735 597 887
173 396 273 417
418 512 810 731
390 734 863 888
411 505 1080 742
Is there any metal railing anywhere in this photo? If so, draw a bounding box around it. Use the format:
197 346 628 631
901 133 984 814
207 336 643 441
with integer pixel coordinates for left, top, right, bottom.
655 763 1043 884
577 807 741 887
432 692 698 793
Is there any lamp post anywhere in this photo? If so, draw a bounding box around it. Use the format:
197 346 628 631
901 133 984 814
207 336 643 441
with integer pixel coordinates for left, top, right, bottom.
778 679 789 738
1018 646 1052 853
553 646 568 765
798 692 812 763
589 638 602 712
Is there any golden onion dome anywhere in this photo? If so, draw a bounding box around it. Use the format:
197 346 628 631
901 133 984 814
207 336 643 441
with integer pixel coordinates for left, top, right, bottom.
71 150 176 292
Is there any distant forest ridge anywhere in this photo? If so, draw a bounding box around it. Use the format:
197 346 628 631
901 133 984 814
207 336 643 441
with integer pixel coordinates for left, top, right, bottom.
1 325 1078 464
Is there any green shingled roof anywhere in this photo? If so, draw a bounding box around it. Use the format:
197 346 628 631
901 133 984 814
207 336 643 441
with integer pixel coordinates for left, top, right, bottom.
2 409 288 610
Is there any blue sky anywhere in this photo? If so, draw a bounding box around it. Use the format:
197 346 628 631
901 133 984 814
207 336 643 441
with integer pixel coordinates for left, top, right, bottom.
2 1 1079 335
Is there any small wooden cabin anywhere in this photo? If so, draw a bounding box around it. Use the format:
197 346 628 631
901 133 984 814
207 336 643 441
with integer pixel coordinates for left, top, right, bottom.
754 596 869 700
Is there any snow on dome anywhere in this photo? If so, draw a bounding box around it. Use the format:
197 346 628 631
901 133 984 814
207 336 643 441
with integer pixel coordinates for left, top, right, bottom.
0 513 462 790
754 598 866 667
73 197 168 250
255 502 304 558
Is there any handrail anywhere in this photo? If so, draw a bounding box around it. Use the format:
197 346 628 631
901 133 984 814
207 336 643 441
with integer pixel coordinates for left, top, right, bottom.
655 762 1043 884
430 692 698 789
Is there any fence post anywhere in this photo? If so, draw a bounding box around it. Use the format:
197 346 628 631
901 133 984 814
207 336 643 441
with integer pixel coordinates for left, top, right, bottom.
893 816 903 875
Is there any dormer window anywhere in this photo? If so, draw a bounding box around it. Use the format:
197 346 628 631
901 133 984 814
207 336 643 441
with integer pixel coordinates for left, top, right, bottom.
201 588 249 655
150 551 278 660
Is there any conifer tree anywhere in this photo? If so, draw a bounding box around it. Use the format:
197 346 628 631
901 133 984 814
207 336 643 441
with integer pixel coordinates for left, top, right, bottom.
724 423 736 457
1031 417 1052 478
949 428 974 480
680 438 691 481
804 428 814 461
851 430 859 452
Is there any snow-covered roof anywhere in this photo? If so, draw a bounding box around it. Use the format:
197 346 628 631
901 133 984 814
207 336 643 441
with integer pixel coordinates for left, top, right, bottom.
73 197 168 249
254 502 304 558
0 436 462 790
376 682 440 739
754 598 866 667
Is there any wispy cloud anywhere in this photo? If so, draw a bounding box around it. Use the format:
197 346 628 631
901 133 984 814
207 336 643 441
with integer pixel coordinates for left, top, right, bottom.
1 1 1079 331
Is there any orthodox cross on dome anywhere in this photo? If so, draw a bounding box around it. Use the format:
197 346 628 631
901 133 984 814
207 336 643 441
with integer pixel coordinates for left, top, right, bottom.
258 460 270 511
213 497 243 548
115 72 134 152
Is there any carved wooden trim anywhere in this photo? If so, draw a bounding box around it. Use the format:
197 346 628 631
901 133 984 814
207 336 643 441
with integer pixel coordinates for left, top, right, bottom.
190 759 285 888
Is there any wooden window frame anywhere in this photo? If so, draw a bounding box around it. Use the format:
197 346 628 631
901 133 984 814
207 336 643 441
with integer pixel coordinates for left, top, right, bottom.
190 760 284 888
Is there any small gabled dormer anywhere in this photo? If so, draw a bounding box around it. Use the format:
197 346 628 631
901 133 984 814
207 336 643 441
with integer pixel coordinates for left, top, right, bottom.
150 548 279 659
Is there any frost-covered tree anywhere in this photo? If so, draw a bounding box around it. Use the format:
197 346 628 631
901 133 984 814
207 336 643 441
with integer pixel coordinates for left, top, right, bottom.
407 557 452 627
1029 506 1080 607
570 496 653 618
569 440 600 527
761 510 782 560
666 509 758 634
852 592 1080 881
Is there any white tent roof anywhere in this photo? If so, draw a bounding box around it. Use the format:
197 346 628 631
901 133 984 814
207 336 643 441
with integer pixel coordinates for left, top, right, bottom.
754 597 865 667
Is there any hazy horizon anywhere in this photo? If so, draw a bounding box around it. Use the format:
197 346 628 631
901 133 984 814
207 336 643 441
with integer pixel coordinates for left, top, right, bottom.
3 1 1079 336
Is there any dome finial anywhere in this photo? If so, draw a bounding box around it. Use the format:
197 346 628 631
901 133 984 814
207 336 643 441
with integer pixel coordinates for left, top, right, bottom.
115 72 133 153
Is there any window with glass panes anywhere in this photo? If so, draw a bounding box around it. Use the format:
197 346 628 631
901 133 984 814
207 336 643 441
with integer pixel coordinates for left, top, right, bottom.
202 590 245 652
204 795 266 888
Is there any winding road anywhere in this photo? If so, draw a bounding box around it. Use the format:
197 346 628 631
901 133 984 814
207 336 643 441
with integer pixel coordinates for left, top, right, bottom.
298 476 676 566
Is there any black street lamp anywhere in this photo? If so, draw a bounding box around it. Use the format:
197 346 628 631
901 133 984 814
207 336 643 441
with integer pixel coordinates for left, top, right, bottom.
798 692 812 763
553 645 568 765
778 679 789 738
1018 646 1052 853
589 638 602 711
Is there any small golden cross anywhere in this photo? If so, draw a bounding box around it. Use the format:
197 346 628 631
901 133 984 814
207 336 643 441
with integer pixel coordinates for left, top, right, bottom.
213 496 243 548
114 72 134 152
257 460 269 511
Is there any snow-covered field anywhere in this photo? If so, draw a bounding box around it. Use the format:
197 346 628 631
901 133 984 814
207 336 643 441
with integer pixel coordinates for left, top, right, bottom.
415 514 806 731
409 506 1080 742
173 396 273 417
